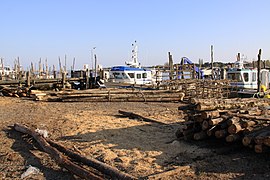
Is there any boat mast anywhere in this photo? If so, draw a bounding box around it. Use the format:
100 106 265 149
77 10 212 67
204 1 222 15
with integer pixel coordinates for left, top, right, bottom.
126 41 140 68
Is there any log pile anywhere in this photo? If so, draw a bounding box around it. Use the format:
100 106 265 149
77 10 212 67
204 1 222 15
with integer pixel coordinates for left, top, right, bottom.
24 89 185 102
177 98 270 153
0 85 28 97
160 79 231 100
13 123 136 179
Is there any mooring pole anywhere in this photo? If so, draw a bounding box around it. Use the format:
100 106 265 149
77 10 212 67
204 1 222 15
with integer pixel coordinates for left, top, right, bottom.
211 45 214 79
94 54 97 86
26 71 31 87
168 52 173 80
257 49 262 93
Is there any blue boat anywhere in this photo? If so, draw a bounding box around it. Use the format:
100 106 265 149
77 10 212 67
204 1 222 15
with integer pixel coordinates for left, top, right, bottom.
109 41 157 85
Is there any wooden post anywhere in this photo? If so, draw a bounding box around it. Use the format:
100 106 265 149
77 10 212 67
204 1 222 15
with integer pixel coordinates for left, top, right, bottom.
0 58 3 80
53 65 56 79
39 58 42 78
192 64 196 79
211 45 214 79
176 64 179 80
45 58 48 79
86 69 90 89
181 57 184 79
62 72 66 89
26 71 31 87
257 49 262 92
94 54 97 85
168 52 173 80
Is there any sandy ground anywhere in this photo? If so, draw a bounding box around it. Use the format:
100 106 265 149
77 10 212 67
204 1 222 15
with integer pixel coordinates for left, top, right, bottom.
1 96 270 179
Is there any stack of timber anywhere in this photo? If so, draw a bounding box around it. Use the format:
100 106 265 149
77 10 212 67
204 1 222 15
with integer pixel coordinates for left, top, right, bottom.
0 85 28 97
27 88 186 102
160 79 231 100
177 98 270 153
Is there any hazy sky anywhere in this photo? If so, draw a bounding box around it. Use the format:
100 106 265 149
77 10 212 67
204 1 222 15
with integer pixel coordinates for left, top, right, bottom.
1 0 270 69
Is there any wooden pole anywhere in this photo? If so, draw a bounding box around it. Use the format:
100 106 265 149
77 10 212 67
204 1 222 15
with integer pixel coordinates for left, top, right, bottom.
94 54 97 85
14 124 102 180
257 49 262 92
62 72 66 89
26 71 31 87
168 52 173 80
211 45 214 79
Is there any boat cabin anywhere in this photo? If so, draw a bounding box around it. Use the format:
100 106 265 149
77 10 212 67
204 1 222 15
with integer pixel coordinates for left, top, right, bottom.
110 66 152 85
227 68 269 89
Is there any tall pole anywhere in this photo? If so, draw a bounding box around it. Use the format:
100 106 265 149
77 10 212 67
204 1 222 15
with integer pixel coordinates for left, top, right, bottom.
94 54 97 85
257 49 262 93
91 47 96 71
64 54 67 74
211 45 214 79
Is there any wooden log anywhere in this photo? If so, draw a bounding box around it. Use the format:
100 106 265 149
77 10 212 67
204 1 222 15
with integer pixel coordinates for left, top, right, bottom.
242 120 257 128
193 131 208 140
208 117 224 126
226 134 241 142
228 123 242 134
202 120 209 130
227 117 240 126
47 140 136 180
206 125 218 136
146 166 190 179
228 112 270 122
254 144 269 153
201 111 220 119
13 124 102 180
215 129 228 138
263 138 270 147
242 136 253 146
254 131 270 144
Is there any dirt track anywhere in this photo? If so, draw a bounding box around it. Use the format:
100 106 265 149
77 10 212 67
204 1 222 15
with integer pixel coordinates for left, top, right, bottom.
1 96 270 179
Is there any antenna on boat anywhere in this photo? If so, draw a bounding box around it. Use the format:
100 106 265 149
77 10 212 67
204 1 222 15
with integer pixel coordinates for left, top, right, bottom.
125 40 140 68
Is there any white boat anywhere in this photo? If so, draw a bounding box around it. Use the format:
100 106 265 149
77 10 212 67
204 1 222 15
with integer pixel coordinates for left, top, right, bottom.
110 41 161 85
226 57 269 90
0 64 14 77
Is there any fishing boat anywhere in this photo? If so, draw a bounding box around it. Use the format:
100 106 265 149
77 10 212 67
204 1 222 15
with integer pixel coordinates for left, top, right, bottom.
226 55 270 97
109 41 160 85
0 63 14 79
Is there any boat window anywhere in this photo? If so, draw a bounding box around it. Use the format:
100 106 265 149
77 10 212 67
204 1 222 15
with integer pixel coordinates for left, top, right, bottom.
128 73 134 78
142 73 147 78
122 73 129 79
252 72 256 82
227 73 242 82
243 73 249 82
136 73 142 79
112 72 122 79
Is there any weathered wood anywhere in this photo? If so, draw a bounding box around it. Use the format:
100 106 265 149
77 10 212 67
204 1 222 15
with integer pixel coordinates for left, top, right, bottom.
215 129 228 138
193 131 208 140
202 120 209 130
226 134 241 142
201 111 220 120
13 123 102 180
242 120 257 128
227 117 240 126
228 123 242 134
146 166 190 179
47 139 136 180
208 117 224 126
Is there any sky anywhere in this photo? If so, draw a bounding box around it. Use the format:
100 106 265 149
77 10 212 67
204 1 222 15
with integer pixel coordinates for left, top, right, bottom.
1 0 270 70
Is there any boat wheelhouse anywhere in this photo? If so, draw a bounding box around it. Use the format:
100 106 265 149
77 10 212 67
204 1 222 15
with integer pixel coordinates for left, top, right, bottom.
110 66 152 85
227 68 269 90
109 41 160 85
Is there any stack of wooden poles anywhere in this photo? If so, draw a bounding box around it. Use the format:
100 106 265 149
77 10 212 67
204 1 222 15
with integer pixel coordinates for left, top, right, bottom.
31 88 185 102
177 98 270 153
